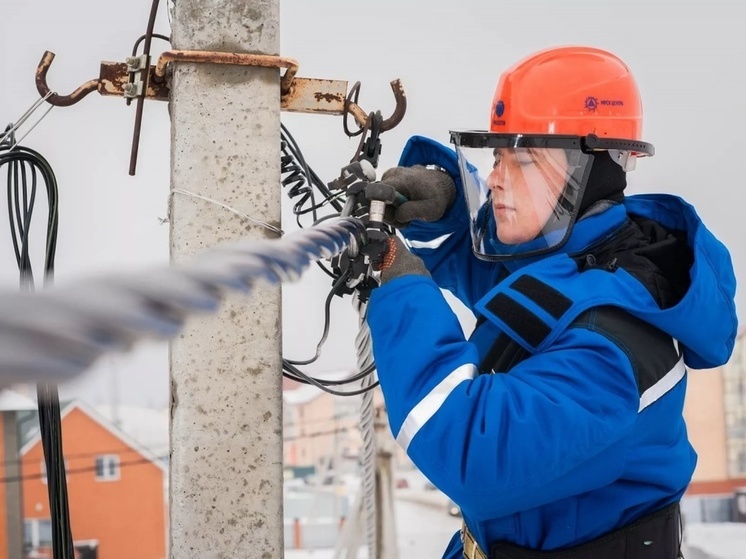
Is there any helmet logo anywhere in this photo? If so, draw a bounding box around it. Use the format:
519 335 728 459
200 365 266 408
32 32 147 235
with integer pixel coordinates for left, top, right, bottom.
585 96 599 112
495 100 505 117
585 96 625 113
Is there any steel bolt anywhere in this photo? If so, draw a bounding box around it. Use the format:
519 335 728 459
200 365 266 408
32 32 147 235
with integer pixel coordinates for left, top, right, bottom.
125 56 141 69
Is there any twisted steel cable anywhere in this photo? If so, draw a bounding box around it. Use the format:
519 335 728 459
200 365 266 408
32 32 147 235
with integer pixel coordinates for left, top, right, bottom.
354 297 378 558
0 218 362 388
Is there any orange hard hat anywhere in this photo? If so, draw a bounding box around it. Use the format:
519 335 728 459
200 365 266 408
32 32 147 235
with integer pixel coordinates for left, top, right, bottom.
490 46 646 144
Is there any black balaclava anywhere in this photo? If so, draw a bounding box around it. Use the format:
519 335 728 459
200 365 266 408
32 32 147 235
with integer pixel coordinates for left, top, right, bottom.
579 150 627 214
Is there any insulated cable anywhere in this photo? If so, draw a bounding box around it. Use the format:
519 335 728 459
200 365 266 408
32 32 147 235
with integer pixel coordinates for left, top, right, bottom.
281 123 344 226
279 123 381 396
1 129 74 559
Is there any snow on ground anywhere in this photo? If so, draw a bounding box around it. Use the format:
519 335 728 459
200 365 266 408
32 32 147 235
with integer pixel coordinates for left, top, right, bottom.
285 484 746 558
684 522 746 559
285 496 460 558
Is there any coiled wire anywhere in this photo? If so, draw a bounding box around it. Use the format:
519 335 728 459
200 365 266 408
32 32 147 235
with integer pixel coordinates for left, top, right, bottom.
281 123 343 227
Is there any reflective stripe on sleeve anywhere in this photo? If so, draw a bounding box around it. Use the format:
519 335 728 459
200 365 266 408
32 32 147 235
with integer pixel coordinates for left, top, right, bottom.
395 363 477 452
639 356 686 412
406 233 453 250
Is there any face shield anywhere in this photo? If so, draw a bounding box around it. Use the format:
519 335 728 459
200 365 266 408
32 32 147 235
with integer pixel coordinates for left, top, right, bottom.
450 132 613 261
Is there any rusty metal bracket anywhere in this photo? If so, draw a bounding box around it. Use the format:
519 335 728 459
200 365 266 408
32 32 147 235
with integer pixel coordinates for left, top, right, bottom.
34 49 407 173
99 61 171 101
152 50 299 95
35 49 405 127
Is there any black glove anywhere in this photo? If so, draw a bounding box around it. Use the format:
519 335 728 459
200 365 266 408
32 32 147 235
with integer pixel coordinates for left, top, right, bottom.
380 165 456 229
379 236 430 284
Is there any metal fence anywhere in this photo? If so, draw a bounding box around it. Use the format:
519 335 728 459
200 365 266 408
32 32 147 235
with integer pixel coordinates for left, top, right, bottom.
681 495 736 524
284 485 351 549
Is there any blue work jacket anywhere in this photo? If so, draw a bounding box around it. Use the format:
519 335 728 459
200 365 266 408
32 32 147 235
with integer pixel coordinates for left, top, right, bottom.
367 136 738 556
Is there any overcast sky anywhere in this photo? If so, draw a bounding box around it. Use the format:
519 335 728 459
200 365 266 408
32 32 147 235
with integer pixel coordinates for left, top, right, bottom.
1 0 745 407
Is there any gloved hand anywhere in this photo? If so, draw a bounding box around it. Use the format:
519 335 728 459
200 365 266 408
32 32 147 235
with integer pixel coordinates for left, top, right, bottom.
380 165 456 229
379 236 430 284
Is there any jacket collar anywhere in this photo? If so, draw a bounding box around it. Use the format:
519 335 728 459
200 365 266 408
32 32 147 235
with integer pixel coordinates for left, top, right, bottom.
502 203 628 273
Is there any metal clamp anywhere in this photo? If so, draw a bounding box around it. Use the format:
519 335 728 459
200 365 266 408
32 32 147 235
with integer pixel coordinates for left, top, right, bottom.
152 50 299 96
125 54 148 72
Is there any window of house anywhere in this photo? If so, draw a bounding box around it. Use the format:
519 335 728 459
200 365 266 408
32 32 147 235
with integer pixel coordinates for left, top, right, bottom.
738 450 746 475
24 518 53 549
94 454 121 481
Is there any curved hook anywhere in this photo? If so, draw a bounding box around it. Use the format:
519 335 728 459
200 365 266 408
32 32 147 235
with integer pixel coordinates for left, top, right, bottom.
35 51 99 107
345 79 407 133
380 79 407 132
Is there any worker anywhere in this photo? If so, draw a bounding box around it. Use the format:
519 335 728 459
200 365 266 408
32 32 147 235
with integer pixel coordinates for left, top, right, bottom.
368 45 738 559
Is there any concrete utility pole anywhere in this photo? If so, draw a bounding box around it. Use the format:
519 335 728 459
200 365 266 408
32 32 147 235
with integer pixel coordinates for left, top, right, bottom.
169 1 283 557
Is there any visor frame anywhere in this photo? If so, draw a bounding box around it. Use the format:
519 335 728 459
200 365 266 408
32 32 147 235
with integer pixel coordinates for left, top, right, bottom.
449 130 654 157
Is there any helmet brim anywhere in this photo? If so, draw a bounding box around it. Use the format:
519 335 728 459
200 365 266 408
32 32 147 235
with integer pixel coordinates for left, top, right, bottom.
450 131 654 157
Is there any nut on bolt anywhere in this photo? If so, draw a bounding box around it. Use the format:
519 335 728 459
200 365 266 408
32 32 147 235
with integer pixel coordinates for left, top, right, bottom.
125 56 142 70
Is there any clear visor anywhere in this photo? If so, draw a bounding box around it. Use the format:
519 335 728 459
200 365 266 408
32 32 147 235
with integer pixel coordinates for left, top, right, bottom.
455 145 593 260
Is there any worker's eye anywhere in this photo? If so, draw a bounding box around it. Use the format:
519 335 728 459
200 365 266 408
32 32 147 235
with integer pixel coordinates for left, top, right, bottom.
514 151 534 166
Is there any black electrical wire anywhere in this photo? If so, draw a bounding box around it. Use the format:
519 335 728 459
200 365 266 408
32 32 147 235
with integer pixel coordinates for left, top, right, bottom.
1 131 73 559
281 266 379 395
285 268 349 366
280 124 343 278
281 123 344 221
36 384 74 557
0 454 168 485
131 32 171 56
127 0 162 174
1 145 59 287
282 362 379 397
283 363 376 387
279 124 379 395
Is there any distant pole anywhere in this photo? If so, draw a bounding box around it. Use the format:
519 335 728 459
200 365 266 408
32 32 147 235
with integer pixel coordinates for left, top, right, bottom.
375 407 398 559
1 411 23 559
169 1 283 558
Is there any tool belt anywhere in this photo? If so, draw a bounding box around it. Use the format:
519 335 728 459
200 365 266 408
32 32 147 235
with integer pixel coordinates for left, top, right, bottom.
462 502 682 559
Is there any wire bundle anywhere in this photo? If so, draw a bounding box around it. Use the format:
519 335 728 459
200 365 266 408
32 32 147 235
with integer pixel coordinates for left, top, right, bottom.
0 136 59 287
281 123 344 226
279 124 379 396
1 128 74 558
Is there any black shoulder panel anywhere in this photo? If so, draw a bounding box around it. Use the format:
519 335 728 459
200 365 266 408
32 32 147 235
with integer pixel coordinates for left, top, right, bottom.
478 332 530 374
571 306 680 396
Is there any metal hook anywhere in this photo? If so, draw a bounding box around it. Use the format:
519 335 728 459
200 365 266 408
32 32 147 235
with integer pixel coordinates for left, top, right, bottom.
35 51 99 107
380 79 407 132
344 79 407 133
